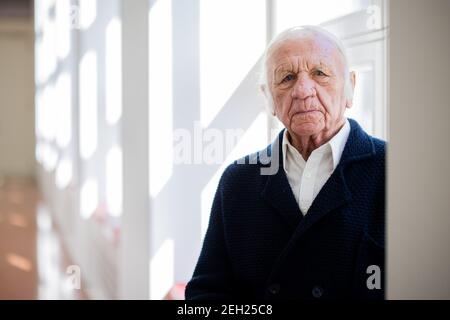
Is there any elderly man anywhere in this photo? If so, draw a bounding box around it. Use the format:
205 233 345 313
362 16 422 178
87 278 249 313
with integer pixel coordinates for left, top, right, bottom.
186 26 385 300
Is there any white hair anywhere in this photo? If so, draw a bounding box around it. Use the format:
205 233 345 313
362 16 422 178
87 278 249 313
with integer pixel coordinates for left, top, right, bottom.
259 25 353 114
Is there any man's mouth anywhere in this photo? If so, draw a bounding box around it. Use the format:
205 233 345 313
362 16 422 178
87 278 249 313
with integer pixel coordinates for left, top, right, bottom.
293 110 319 115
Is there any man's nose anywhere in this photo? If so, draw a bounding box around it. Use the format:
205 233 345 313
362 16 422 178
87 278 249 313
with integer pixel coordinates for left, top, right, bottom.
291 73 316 99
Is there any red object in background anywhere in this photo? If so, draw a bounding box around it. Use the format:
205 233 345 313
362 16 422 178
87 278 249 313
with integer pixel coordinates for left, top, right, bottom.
163 283 187 300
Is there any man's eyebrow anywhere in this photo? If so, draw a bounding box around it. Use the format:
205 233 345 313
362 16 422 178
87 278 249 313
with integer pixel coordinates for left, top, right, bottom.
311 60 334 71
274 63 293 73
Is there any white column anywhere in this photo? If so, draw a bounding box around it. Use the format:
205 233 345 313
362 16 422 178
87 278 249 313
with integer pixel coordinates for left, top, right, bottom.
119 0 150 299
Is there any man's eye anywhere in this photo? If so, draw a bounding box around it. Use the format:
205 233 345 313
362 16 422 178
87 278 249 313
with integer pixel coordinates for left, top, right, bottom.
281 74 295 83
314 70 328 77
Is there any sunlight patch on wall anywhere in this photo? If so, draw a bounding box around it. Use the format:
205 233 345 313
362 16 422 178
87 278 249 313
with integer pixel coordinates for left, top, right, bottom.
55 73 72 148
79 51 98 160
105 17 122 126
55 157 73 190
38 84 57 142
346 63 374 135
199 0 266 128
148 0 173 198
55 0 71 60
35 1 57 86
80 179 98 219
149 238 174 300
40 143 58 172
79 0 97 30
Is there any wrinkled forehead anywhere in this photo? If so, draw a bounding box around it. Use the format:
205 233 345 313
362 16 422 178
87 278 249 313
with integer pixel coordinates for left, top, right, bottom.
267 33 345 73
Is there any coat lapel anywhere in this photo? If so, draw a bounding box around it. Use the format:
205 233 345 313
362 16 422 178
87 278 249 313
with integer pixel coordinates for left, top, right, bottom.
260 119 377 239
260 130 303 231
291 118 377 240
292 165 351 238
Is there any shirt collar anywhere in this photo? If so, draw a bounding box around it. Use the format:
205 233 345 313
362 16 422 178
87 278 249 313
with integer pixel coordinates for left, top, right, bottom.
282 118 351 171
328 119 351 170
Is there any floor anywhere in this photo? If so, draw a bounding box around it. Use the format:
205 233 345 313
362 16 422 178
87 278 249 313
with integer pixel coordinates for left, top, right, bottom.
0 176 87 300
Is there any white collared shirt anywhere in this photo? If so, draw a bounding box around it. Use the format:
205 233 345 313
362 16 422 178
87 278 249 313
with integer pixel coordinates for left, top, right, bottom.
282 119 350 215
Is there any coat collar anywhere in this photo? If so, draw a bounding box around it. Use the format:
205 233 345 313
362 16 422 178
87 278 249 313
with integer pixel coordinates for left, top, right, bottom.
260 118 377 232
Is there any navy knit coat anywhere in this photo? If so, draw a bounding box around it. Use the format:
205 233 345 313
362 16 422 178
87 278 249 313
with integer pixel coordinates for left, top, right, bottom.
186 119 385 300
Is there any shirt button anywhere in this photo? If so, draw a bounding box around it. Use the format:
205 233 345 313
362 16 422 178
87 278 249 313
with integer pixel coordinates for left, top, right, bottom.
305 172 312 179
312 285 324 298
267 283 280 295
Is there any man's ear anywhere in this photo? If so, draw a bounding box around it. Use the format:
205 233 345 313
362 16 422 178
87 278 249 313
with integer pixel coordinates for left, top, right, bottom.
350 71 356 90
346 71 356 108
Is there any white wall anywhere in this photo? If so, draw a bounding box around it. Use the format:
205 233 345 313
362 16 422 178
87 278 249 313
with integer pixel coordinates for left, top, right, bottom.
35 0 124 299
388 0 450 299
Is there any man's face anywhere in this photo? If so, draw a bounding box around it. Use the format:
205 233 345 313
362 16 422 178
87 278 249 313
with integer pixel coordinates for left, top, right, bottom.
267 34 352 138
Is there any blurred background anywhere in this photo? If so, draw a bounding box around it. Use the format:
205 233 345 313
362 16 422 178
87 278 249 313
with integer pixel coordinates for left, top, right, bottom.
0 0 448 300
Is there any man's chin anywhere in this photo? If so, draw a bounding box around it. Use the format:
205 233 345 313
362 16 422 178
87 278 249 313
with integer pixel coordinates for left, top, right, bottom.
290 123 323 138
